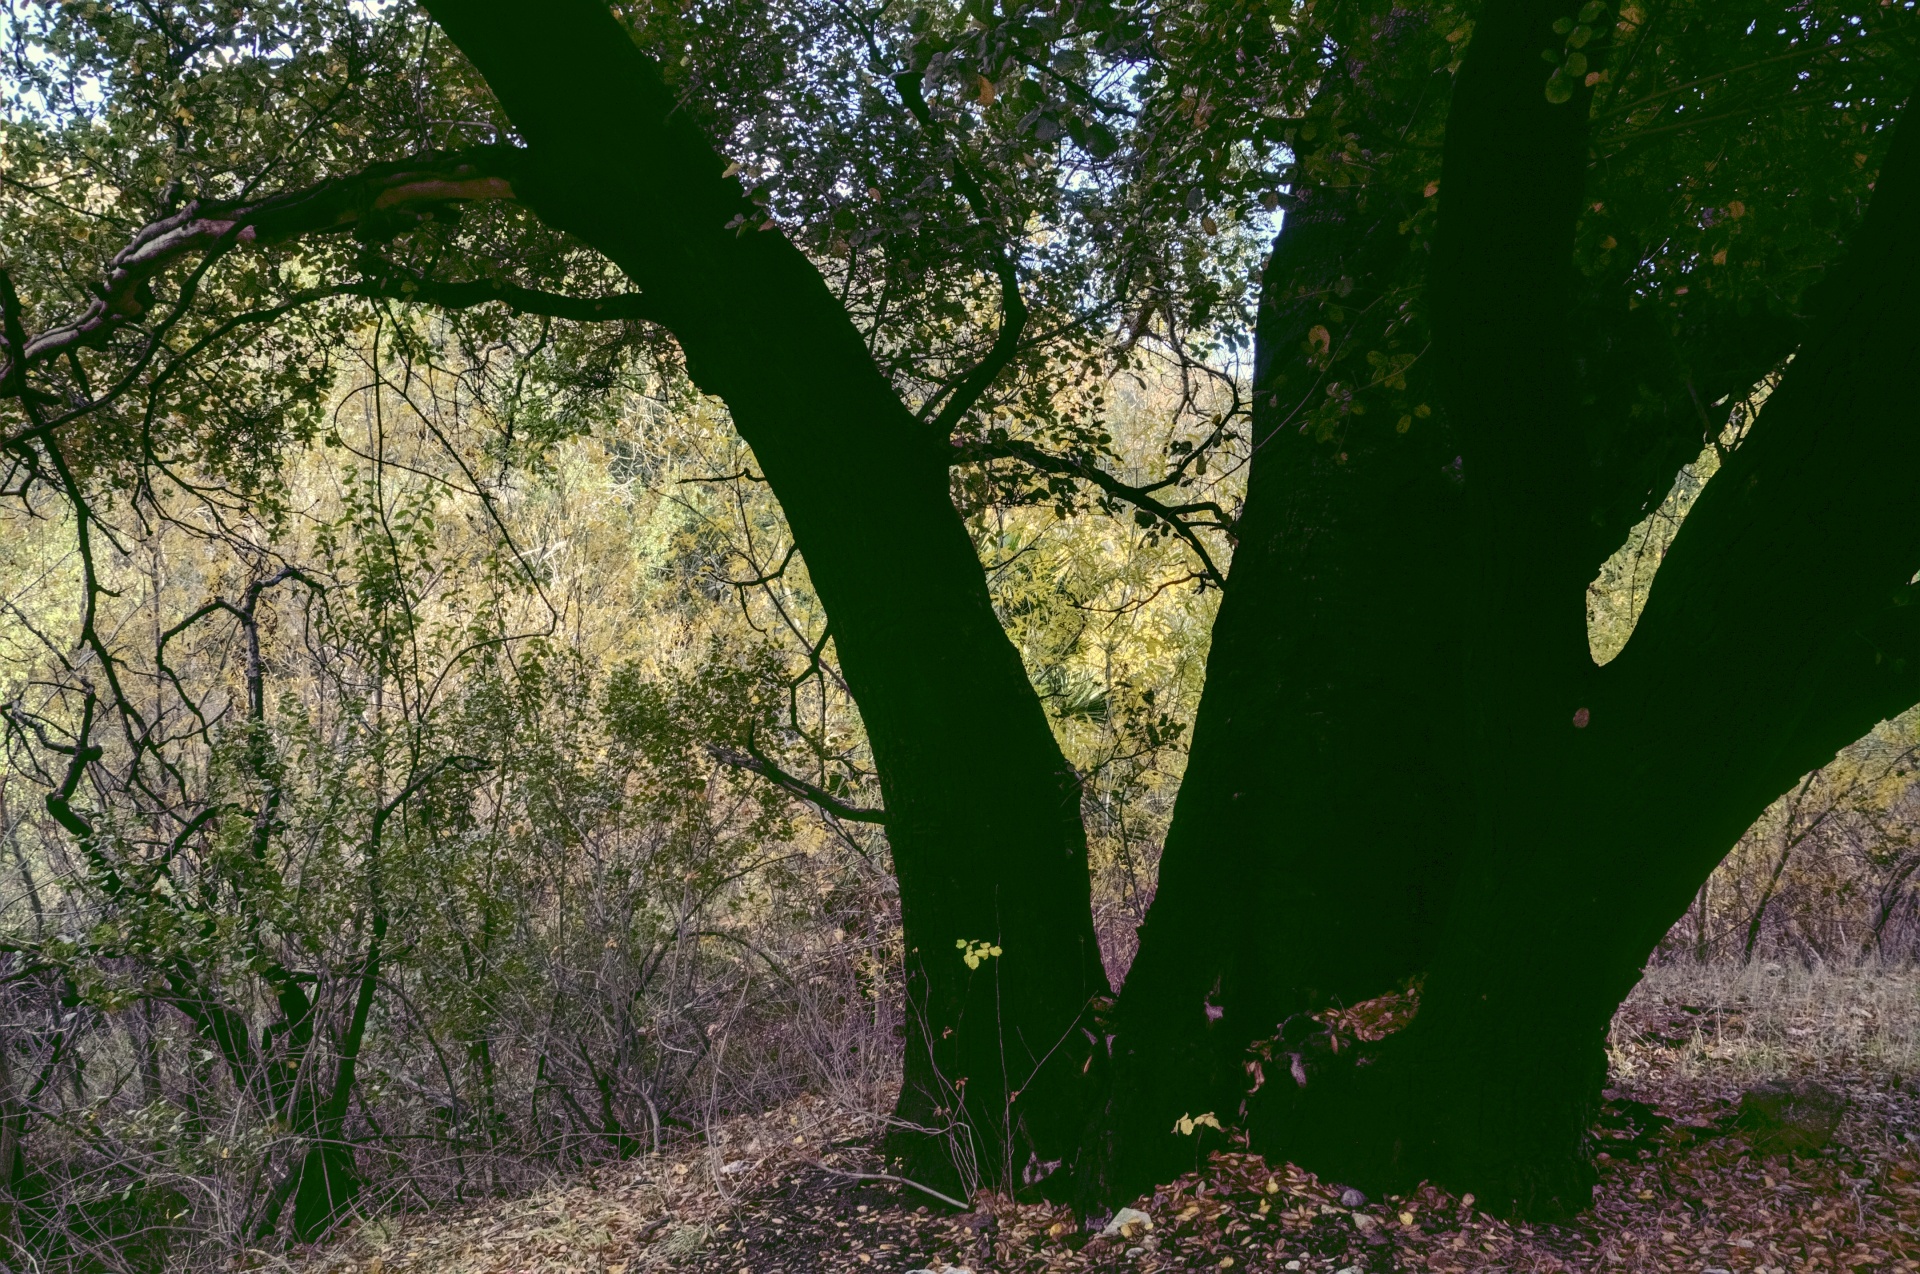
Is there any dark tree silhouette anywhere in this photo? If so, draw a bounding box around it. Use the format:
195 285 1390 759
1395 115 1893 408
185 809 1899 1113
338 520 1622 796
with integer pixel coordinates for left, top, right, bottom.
4 0 1917 1226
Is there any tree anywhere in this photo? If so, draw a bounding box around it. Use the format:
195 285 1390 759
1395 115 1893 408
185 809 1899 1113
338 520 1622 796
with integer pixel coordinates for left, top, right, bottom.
3 0 1918 1227
1105 0 1920 1213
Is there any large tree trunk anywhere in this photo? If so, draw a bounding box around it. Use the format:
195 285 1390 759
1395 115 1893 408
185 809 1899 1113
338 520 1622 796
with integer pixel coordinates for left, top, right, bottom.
1081 10 1475 1205
1097 0 1920 1218
1253 25 1920 1215
421 0 1109 1185
1085 189 1472 1201
422 0 1920 1216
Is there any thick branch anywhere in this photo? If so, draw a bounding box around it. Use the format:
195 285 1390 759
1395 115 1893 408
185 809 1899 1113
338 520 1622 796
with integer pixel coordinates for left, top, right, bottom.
0 149 520 386
1428 0 1595 640
345 267 660 324
421 0 1114 1172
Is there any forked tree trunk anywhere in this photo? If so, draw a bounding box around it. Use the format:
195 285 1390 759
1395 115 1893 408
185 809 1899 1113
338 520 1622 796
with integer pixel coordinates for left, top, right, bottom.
422 0 1110 1186
423 0 1920 1216
1109 0 1920 1217
1254 52 1920 1216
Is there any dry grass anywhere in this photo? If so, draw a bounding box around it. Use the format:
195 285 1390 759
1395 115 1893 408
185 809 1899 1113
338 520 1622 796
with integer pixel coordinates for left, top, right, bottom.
287 1095 881 1274
1614 961 1920 1081
291 963 1920 1274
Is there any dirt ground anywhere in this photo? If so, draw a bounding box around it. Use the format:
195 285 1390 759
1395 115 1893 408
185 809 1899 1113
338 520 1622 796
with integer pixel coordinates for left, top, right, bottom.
299 965 1920 1274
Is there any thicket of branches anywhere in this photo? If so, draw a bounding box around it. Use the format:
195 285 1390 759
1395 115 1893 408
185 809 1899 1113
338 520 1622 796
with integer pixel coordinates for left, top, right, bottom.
0 297 1224 1266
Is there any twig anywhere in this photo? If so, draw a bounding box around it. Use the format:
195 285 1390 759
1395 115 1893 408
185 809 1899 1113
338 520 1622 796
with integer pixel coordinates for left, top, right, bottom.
812 1163 970 1212
705 741 888 825
951 436 1232 589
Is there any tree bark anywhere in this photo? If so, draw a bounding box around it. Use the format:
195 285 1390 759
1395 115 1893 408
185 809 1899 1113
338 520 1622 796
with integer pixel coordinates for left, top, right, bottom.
1252 76 1920 1216
420 0 1920 1217
1084 181 1472 1201
419 0 1109 1185
1079 8 1476 1205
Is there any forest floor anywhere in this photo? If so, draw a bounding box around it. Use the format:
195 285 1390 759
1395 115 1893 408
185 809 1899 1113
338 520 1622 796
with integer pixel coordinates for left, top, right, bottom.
299 964 1920 1274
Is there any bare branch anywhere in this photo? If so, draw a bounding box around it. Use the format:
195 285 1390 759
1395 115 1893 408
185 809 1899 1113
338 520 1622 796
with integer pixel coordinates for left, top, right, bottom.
346 267 660 325
705 741 888 825
951 436 1233 589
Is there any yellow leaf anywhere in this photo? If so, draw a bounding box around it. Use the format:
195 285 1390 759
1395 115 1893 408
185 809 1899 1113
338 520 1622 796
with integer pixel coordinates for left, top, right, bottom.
977 76 996 106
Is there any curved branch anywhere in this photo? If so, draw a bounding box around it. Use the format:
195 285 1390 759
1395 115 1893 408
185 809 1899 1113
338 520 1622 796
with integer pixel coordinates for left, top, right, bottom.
0 148 522 387
926 255 1028 439
705 741 888 825
888 71 1030 438
951 436 1232 589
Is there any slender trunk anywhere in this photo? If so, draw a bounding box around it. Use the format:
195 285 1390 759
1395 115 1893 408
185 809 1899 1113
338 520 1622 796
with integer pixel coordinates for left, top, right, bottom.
276 754 459 1240
578 1041 641 1159
1866 854 1920 956
0 1027 25 1258
420 0 1108 1185
1744 786 1814 965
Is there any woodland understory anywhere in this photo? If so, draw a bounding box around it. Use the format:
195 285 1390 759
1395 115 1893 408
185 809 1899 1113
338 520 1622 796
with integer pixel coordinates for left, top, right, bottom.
295 963 1920 1274
2 0 1920 1266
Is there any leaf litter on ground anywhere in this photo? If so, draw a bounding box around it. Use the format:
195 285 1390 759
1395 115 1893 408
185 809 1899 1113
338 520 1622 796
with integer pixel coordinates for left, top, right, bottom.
298 966 1920 1274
